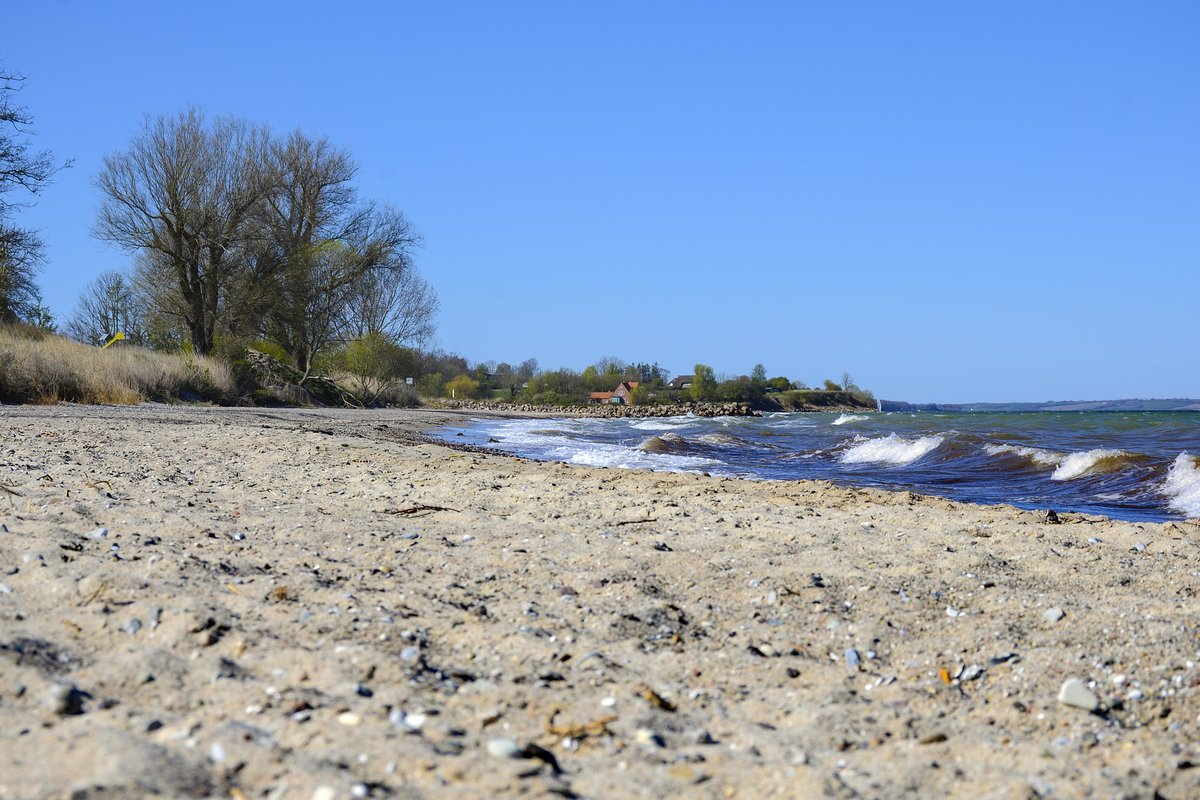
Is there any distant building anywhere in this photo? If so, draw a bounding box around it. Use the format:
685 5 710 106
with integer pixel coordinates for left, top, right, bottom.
668 375 694 391
613 381 639 404
589 381 640 405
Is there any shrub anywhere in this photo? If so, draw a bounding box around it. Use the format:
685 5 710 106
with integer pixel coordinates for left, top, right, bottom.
444 374 481 400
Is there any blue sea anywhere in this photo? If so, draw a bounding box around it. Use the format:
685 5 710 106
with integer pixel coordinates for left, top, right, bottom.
437 411 1200 522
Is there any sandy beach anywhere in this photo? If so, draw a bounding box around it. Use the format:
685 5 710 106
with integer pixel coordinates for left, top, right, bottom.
1 403 1198 799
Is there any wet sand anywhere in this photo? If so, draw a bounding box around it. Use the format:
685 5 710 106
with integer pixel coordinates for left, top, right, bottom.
1 404 1198 799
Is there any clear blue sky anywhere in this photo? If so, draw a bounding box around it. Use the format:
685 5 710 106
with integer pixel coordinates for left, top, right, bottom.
5 1 1198 402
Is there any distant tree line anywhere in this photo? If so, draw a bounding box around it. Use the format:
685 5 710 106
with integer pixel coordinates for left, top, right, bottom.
389 355 874 408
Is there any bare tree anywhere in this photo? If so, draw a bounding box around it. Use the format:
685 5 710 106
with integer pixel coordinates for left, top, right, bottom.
94 108 270 354
0 69 69 324
64 270 146 346
251 131 423 379
341 263 438 347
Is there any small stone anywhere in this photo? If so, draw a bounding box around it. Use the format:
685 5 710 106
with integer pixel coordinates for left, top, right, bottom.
121 618 143 635
87 527 109 539
399 646 420 662
487 737 522 759
634 728 666 748
338 712 362 727
1044 607 1065 623
960 665 985 681
389 709 426 732
311 788 337 800
1058 678 1099 711
844 648 861 669
45 682 85 716
0 582 11 594
946 607 966 618
209 743 226 763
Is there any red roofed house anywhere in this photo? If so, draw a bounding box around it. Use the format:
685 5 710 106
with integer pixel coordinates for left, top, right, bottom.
589 381 640 405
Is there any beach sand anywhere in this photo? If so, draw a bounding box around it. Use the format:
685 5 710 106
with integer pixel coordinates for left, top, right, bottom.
1 404 1198 799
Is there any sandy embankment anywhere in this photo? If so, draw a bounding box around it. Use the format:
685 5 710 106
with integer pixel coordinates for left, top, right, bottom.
1 404 1198 799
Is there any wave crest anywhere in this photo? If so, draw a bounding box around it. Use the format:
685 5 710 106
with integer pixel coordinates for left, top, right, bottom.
840 434 943 466
832 414 868 426
1051 449 1132 481
984 443 1064 467
1163 453 1200 519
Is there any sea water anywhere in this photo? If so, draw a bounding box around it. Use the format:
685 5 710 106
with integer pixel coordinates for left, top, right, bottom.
437 411 1200 522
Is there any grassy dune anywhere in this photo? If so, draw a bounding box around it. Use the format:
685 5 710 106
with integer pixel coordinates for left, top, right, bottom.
0 325 234 404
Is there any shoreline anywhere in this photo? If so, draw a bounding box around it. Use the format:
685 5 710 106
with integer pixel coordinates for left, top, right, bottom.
2 404 1198 798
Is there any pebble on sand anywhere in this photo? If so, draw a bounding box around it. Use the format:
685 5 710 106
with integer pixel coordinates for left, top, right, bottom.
44 682 86 716
1057 678 1099 711
487 738 523 759
1044 607 1065 623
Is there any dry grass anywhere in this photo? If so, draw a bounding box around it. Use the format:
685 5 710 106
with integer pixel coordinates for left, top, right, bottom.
0 325 235 404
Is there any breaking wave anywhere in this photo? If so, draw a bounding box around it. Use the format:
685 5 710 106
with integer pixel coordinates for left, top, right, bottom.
984 443 1064 468
1051 449 1136 481
832 414 869 426
1162 453 1200 518
840 434 944 466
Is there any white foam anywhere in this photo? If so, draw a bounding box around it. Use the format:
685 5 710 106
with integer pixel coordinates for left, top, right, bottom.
839 434 943 466
699 433 744 446
630 419 692 431
984 443 1064 467
832 414 868 426
1162 453 1200 519
566 442 719 472
1051 449 1126 481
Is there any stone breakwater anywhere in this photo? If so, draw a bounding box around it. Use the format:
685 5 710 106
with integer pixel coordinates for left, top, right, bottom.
437 400 757 417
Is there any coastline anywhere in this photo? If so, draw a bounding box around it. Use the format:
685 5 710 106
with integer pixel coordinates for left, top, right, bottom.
1 404 1198 799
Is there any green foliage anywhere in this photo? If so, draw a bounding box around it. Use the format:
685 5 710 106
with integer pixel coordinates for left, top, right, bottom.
251 339 290 364
444 373 481 399
690 363 717 402
338 333 418 405
418 372 444 397
519 368 586 404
